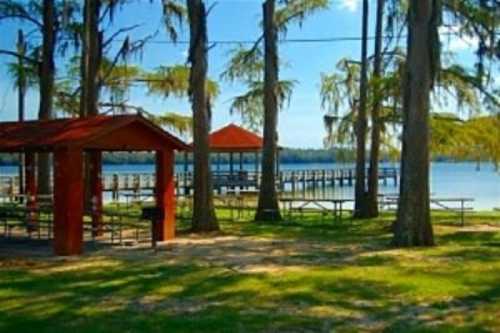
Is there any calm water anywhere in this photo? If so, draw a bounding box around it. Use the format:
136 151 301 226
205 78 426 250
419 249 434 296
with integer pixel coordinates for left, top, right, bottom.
1 162 498 210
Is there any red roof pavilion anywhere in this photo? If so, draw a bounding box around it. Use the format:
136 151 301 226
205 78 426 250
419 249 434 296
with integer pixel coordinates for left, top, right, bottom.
207 123 263 152
0 115 188 256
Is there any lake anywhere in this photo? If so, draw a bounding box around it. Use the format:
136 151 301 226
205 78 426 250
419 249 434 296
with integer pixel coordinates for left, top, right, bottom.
0 162 498 210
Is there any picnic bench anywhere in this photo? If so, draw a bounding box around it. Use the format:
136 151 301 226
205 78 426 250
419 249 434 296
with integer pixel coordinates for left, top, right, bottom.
279 197 354 222
380 195 474 226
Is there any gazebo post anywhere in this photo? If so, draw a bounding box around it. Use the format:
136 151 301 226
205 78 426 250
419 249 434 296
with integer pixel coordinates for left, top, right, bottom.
89 151 103 236
25 151 37 227
155 148 175 241
255 151 259 188
229 152 234 175
183 151 188 172
53 148 84 255
229 152 234 190
183 151 189 195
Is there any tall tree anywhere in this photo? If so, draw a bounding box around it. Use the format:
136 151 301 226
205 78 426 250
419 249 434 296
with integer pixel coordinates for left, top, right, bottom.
366 0 385 217
80 0 101 117
37 0 57 195
255 0 281 221
221 0 328 131
15 30 27 195
394 0 441 247
353 0 370 218
187 0 219 232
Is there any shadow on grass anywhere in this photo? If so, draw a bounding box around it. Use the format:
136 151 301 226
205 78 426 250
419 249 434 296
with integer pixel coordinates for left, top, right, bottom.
0 210 498 332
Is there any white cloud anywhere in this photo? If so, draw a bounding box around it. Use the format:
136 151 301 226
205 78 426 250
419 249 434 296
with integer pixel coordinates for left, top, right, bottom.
338 0 359 12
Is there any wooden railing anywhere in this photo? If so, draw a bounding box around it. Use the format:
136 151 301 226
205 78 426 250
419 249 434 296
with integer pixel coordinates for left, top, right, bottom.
0 167 399 199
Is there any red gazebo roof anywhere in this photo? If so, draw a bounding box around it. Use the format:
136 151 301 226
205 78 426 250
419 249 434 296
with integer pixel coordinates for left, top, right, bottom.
0 114 189 152
206 123 263 152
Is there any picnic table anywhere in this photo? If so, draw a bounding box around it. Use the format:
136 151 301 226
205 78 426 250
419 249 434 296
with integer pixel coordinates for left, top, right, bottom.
279 197 354 222
381 195 474 226
121 192 155 209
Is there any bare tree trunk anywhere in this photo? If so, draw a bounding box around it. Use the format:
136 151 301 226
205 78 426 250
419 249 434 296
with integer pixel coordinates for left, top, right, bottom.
81 0 102 212
17 29 26 196
37 0 56 195
80 0 101 117
188 0 219 232
353 0 369 219
366 0 385 217
255 0 282 222
394 0 438 247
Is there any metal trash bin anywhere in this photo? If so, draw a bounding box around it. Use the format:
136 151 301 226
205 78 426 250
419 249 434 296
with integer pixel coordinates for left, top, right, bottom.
141 207 164 250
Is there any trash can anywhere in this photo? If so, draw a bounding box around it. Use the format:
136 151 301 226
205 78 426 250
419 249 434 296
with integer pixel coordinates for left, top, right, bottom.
141 207 164 249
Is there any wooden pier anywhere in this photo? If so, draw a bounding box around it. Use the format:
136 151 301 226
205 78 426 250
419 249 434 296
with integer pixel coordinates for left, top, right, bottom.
1 167 398 200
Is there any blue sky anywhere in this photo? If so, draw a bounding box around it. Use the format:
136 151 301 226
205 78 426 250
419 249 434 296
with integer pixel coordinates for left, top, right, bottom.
0 0 482 148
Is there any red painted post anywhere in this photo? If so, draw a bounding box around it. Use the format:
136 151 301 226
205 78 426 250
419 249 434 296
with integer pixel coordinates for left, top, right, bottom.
25 151 37 229
53 148 84 255
155 149 175 241
89 151 103 236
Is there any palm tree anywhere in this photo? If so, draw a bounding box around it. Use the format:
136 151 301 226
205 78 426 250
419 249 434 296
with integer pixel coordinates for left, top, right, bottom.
393 0 441 247
187 0 219 232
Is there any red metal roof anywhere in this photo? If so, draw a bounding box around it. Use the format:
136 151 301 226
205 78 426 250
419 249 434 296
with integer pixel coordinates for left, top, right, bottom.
0 115 189 152
207 123 263 152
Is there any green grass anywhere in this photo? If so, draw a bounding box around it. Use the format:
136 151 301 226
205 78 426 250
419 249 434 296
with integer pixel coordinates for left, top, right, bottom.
0 210 499 332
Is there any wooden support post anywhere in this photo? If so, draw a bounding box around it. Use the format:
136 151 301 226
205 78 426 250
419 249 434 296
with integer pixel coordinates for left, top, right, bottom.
25 151 37 228
89 151 103 236
53 148 84 256
156 149 175 241
112 174 118 201
229 152 234 191
255 151 259 188
239 152 244 190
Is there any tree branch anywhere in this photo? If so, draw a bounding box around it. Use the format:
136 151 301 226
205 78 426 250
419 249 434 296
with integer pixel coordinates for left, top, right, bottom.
102 24 142 49
0 49 39 65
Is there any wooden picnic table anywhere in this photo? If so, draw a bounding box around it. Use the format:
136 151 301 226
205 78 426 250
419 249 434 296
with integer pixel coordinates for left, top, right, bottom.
279 197 354 222
381 195 474 226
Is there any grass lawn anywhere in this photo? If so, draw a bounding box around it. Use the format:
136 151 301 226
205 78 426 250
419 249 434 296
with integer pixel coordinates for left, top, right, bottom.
0 210 499 332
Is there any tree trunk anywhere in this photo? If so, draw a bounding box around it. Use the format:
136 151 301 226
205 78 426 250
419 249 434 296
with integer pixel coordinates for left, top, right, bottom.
188 0 219 232
366 0 385 217
255 0 282 222
394 0 438 247
81 0 102 212
17 29 26 196
80 0 101 117
37 0 56 195
353 0 369 219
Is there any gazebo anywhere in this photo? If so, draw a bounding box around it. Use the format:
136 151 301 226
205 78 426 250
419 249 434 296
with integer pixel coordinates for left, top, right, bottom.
184 123 280 191
0 114 188 255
